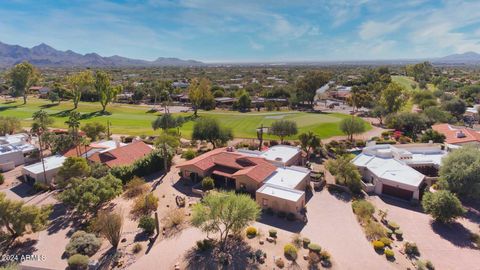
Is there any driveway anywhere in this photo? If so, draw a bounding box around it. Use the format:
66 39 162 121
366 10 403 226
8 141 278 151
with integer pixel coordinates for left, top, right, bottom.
371 196 480 270
301 190 396 270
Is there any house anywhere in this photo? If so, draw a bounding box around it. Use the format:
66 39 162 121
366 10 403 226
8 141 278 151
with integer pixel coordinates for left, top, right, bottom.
432 123 480 149
22 155 66 184
0 134 37 171
177 146 310 219
352 142 447 201
29 86 50 98
215 97 237 107
88 140 153 168
63 140 126 159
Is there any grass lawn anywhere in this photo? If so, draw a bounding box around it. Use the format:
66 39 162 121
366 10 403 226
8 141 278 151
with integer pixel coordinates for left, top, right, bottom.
0 97 370 139
392 75 437 112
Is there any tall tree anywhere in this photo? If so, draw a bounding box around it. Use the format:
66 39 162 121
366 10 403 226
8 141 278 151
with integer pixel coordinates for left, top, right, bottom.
269 120 298 143
0 116 21 136
385 112 427 140
67 70 94 109
191 191 260 250
326 155 362 194
192 118 233 148
94 71 120 113
380 82 407 114
422 191 465 223
65 111 81 156
188 78 214 117
151 113 184 132
95 210 123 250
295 71 330 107
31 110 53 184
298 131 321 158
7 61 40 104
339 117 366 141
155 131 180 173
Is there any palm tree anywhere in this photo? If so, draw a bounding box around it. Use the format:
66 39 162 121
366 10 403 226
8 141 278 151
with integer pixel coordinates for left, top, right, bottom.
298 131 322 159
65 111 81 156
31 110 53 185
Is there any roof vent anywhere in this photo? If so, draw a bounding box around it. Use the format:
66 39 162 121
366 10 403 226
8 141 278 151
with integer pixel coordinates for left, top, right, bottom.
456 131 466 138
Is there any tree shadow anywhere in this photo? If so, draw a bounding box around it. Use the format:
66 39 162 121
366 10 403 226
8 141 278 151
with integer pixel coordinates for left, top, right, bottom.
377 195 424 214
40 103 59 109
183 239 260 270
2 100 16 104
4 238 38 257
430 221 475 248
172 178 202 198
463 201 480 225
51 108 74 117
96 247 117 270
326 186 351 202
0 105 18 112
80 110 111 120
46 204 81 236
258 213 305 233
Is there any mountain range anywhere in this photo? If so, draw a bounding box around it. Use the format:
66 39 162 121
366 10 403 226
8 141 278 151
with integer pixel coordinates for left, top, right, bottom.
0 41 204 68
1 41 480 67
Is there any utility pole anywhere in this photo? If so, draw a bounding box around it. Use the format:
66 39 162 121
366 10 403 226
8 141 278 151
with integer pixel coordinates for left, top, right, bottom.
107 120 111 139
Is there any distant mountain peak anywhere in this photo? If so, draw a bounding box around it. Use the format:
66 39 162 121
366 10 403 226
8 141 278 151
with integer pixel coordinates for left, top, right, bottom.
436 51 480 63
0 41 204 68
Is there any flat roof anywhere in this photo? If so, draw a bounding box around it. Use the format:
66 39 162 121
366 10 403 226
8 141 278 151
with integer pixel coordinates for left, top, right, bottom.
264 166 309 189
23 155 66 174
260 145 300 163
257 184 304 202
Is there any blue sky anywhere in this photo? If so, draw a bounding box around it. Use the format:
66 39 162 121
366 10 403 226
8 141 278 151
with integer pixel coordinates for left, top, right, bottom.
1 0 480 62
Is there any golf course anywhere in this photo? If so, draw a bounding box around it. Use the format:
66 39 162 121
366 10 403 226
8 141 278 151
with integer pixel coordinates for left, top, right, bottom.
0 97 370 139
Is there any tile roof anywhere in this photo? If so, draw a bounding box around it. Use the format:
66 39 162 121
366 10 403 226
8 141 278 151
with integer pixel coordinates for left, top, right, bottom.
89 140 153 167
432 123 480 144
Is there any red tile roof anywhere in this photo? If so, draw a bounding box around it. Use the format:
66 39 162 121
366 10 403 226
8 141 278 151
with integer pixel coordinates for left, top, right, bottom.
63 145 96 158
177 148 277 183
89 140 153 167
432 123 480 144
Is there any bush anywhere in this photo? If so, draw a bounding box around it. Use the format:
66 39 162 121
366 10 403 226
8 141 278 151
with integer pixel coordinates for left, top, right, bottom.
404 242 420 257
384 248 394 259
372 240 385 250
196 239 214 251
138 216 156 235
352 200 375 221
422 191 466 223
416 259 435 270
307 243 322 253
379 237 392 247
65 230 101 257
0 174 4 185
246 226 257 238
395 230 403 238
386 229 393 238
275 257 285 268
33 181 49 192
131 193 159 217
67 254 89 270
163 208 185 229
320 250 331 260
308 252 320 267
181 149 197 160
283 243 298 261
302 237 311 248
201 177 215 190
132 243 142 254
124 177 148 198
268 229 277 238
365 220 386 240
387 221 400 230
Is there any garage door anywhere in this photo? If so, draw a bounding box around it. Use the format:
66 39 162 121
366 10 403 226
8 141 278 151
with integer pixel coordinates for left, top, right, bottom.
382 184 413 200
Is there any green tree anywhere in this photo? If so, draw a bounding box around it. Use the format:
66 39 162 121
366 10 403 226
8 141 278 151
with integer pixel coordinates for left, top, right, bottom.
192 118 233 148
94 71 120 113
441 98 466 119
48 91 60 104
380 82 407 114
31 110 54 184
188 78 215 117
422 106 453 125
67 70 94 109
151 113 184 132
138 215 156 235
422 191 465 223
235 90 251 112
0 116 21 136
7 61 39 104
57 157 91 185
154 131 180 172
295 71 330 107
82 122 107 141
65 230 101 257
298 131 321 158
191 191 260 250
439 146 480 200
65 111 81 155
420 129 445 143
326 155 362 194
269 120 298 143
385 112 428 140
0 193 52 239
59 174 123 213
339 117 366 142
371 105 387 126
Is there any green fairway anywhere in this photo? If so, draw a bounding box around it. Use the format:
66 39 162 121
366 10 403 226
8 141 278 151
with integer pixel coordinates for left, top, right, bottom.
392 75 437 112
0 98 370 139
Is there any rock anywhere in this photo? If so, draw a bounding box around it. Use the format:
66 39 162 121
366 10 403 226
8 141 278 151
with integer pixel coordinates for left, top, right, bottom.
266 237 274 243
259 240 264 245
303 255 308 260
121 238 127 243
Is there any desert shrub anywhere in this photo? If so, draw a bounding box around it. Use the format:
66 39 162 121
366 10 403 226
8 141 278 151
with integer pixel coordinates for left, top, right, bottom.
181 149 197 160
308 243 322 253
283 243 298 261
33 182 49 192
138 216 156 235
65 230 101 257
308 252 320 267
387 221 400 230
268 229 277 238
416 259 435 270
320 250 331 261
395 230 403 239
132 243 142 254
124 177 148 198
246 226 257 238
196 239 214 251
470 232 480 246
384 248 394 259
386 229 393 238
201 177 215 190
67 254 89 270
404 242 420 257
286 212 296 221
275 258 285 268
379 237 392 247
131 193 159 217
291 234 302 248
365 220 386 240
372 240 385 250
302 237 311 248
163 208 185 229
352 200 375 222
277 211 286 219
0 174 4 185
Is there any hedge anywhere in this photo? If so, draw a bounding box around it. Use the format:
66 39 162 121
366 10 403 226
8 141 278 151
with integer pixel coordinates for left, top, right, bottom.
111 149 172 183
